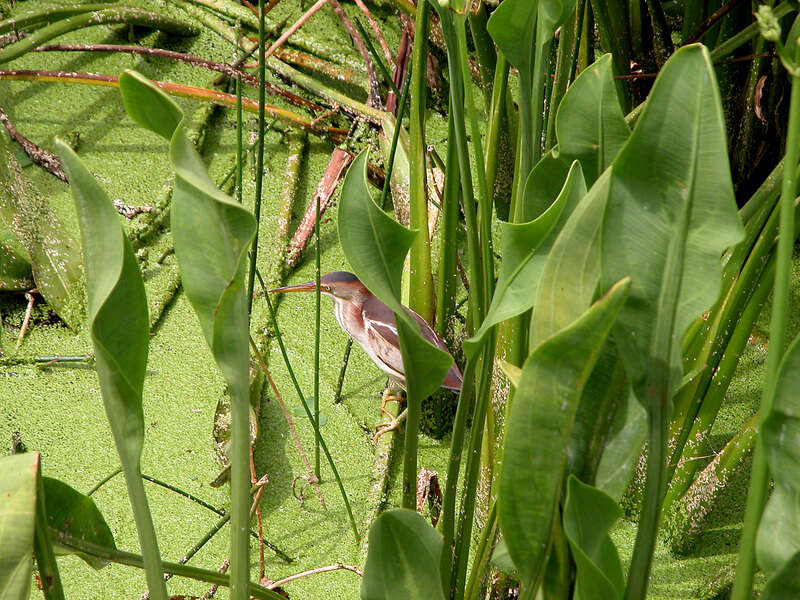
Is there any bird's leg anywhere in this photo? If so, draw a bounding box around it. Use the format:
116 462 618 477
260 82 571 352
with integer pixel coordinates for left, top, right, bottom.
374 387 406 445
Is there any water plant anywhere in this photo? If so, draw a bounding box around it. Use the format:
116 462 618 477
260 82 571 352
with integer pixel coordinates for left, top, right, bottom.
2 0 800 598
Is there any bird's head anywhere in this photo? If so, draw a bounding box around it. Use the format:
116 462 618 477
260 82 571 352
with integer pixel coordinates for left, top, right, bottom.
271 271 372 303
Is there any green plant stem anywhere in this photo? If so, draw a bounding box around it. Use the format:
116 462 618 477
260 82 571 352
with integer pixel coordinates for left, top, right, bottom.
246 0 267 316
380 60 413 211
0 8 196 64
731 40 800 600
86 466 122 495
452 342 495 600
709 1 792 61
256 273 360 541
467 1 497 96
51 532 285 600
463 500 498 600
229 378 251 600
0 3 119 34
314 173 321 479
34 473 65 600
484 54 510 206
334 338 353 404
435 100 461 339
123 466 168 600
408 0 434 323
353 17 400 97
546 5 579 150
439 357 477 592
236 54 244 206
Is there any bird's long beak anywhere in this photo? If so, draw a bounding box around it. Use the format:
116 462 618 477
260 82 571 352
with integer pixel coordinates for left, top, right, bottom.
269 280 319 294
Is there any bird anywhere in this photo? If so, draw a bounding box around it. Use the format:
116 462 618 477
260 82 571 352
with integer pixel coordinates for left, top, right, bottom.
271 271 462 442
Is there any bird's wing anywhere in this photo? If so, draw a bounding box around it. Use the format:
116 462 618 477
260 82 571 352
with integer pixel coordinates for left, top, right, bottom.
362 296 463 391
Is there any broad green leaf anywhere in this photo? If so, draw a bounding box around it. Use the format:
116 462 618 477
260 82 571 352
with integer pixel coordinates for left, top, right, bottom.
0 130 85 329
529 172 609 348
338 150 452 400
464 161 585 358
490 536 518 577
517 150 571 223
119 70 255 598
56 139 167 600
761 551 800 600
499 277 630 589
361 509 445 600
757 334 800 583
486 0 536 78
55 141 149 471
119 70 255 399
600 44 745 403
0 453 37 600
0 226 33 291
498 360 522 388
43 477 116 569
594 386 647 500
563 476 624 600
556 54 630 185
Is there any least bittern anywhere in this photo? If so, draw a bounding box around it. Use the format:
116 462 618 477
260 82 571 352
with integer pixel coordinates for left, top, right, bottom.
271 271 462 441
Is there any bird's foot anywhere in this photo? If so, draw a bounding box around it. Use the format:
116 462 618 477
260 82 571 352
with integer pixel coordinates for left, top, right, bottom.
373 408 408 445
379 387 406 413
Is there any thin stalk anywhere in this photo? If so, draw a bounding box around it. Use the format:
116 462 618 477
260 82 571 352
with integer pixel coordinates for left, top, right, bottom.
709 1 793 61
452 341 495 600
484 54 509 205
246 0 267 316
51 532 285 600
123 467 168 600
546 4 579 150
314 172 321 478
228 380 250 600
380 59 413 211
334 338 353 404
236 48 243 205
87 466 122 495
34 471 65 600
408 0 434 323
353 17 400 97
257 270 360 540
467 1 497 98
435 100 461 341
0 4 121 34
463 500 498 600
732 40 800 600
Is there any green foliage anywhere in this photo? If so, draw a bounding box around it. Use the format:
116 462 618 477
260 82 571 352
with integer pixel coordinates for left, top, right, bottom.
0 453 37 600
563 476 624 600
118 70 255 599
361 509 445 600
498 278 629 592
43 477 116 570
0 131 85 329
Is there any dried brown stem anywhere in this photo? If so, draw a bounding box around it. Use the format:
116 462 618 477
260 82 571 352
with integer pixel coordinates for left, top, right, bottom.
267 564 363 589
34 43 322 113
326 0 381 107
286 148 353 268
386 25 411 115
264 0 328 62
249 338 327 509
353 0 394 68
0 106 66 181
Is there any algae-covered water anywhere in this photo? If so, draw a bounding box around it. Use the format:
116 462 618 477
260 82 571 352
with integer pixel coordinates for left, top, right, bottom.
0 0 784 598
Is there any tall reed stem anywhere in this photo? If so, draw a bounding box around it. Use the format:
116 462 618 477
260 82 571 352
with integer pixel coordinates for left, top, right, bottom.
731 38 800 600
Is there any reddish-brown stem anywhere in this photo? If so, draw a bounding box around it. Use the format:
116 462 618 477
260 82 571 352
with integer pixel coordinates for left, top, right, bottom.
326 0 381 107
33 43 323 113
683 0 749 45
286 148 353 268
0 69 348 141
264 0 328 62
352 0 394 68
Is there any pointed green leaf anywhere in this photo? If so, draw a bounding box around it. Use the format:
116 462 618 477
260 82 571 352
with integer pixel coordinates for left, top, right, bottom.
600 45 745 403
487 0 537 77
464 161 585 358
55 140 149 469
43 477 116 569
0 453 38 600
1 130 85 329
361 509 445 600
563 476 624 600
529 172 609 348
517 150 571 223
556 54 630 185
338 150 452 399
761 551 800 600
499 277 630 589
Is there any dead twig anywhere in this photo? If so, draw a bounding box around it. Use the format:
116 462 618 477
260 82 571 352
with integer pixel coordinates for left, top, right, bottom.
267 563 363 589
16 292 35 350
0 107 66 181
198 557 230 600
249 337 327 508
352 0 394 69
285 148 353 268
264 0 328 63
